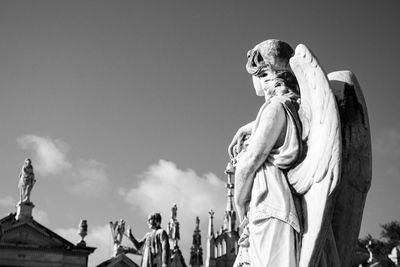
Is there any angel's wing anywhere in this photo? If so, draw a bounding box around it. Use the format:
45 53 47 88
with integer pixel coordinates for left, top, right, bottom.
328 71 372 267
288 44 342 267
109 221 118 240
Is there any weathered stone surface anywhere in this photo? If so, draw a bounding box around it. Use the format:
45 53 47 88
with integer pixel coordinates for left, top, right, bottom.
329 71 372 267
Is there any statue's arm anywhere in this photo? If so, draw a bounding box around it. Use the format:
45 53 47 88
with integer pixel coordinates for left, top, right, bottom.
122 246 139 255
161 230 170 267
228 120 255 159
128 229 145 250
234 102 286 222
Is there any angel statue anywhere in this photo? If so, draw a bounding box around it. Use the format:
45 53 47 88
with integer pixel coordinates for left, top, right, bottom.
18 158 36 203
229 39 371 267
109 219 126 256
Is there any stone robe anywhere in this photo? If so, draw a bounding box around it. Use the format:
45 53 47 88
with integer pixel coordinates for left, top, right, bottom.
237 96 302 267
141 228 170 267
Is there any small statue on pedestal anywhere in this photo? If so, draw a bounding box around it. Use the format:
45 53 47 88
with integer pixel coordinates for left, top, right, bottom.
18 158 35 204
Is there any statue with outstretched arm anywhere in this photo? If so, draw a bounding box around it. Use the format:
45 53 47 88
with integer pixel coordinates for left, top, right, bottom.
126 213 170 267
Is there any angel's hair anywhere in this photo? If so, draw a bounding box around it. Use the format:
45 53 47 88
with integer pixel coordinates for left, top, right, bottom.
246 39 294 76
270 70 300 102
259 39 294 63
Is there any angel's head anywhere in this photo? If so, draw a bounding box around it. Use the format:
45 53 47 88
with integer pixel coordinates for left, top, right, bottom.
246 39 297 98
246 39 293 75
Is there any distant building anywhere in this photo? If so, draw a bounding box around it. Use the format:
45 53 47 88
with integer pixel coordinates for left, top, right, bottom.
205 162 239 267
0 202 95 267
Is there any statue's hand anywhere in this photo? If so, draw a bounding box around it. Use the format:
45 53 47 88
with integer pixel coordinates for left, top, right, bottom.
228 126 252 159
125 226 133 239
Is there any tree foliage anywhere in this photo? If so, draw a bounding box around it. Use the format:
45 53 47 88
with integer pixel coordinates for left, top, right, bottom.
380 221 400 246
356 221 400 267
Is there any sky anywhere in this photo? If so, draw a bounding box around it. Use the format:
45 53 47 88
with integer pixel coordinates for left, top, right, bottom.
0 1 399 266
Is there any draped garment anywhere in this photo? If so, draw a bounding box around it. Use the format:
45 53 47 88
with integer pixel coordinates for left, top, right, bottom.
236 96 303 267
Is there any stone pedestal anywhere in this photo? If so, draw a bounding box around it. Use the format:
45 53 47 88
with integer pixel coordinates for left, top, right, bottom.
16 202 34 221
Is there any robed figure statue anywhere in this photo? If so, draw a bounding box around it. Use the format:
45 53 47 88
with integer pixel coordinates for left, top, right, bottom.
126 213 170 267
18 158 36 204
230 40 371 267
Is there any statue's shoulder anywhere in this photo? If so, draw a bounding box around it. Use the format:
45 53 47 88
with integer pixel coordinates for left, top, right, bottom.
270 96 299 111
156 228 169 239
156 228 167 234
144 231 152 239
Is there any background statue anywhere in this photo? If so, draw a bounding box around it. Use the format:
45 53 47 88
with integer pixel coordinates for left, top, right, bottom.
110 219 125 256
168 204 180 248
230 40 371 267
171 204 177 221
18 158 35 203
126 213 170 267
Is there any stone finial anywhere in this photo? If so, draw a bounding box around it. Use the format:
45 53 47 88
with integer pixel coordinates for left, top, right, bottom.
77 219 88 247
225 161 235 175
209 210 215 217
208 210 214 238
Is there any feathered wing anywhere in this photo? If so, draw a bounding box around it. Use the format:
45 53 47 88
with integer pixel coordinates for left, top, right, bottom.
288 44 342 267
328 71 372 267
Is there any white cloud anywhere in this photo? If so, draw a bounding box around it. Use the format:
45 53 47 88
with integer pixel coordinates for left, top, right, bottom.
0 196 16 208
119 159 227 258
68 160 109 197
17 134 109 197
55 224 115 267
33 208 50 226
17 135 71 176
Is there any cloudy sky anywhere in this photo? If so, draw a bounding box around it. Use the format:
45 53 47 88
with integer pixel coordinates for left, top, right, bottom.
0 1 399 266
